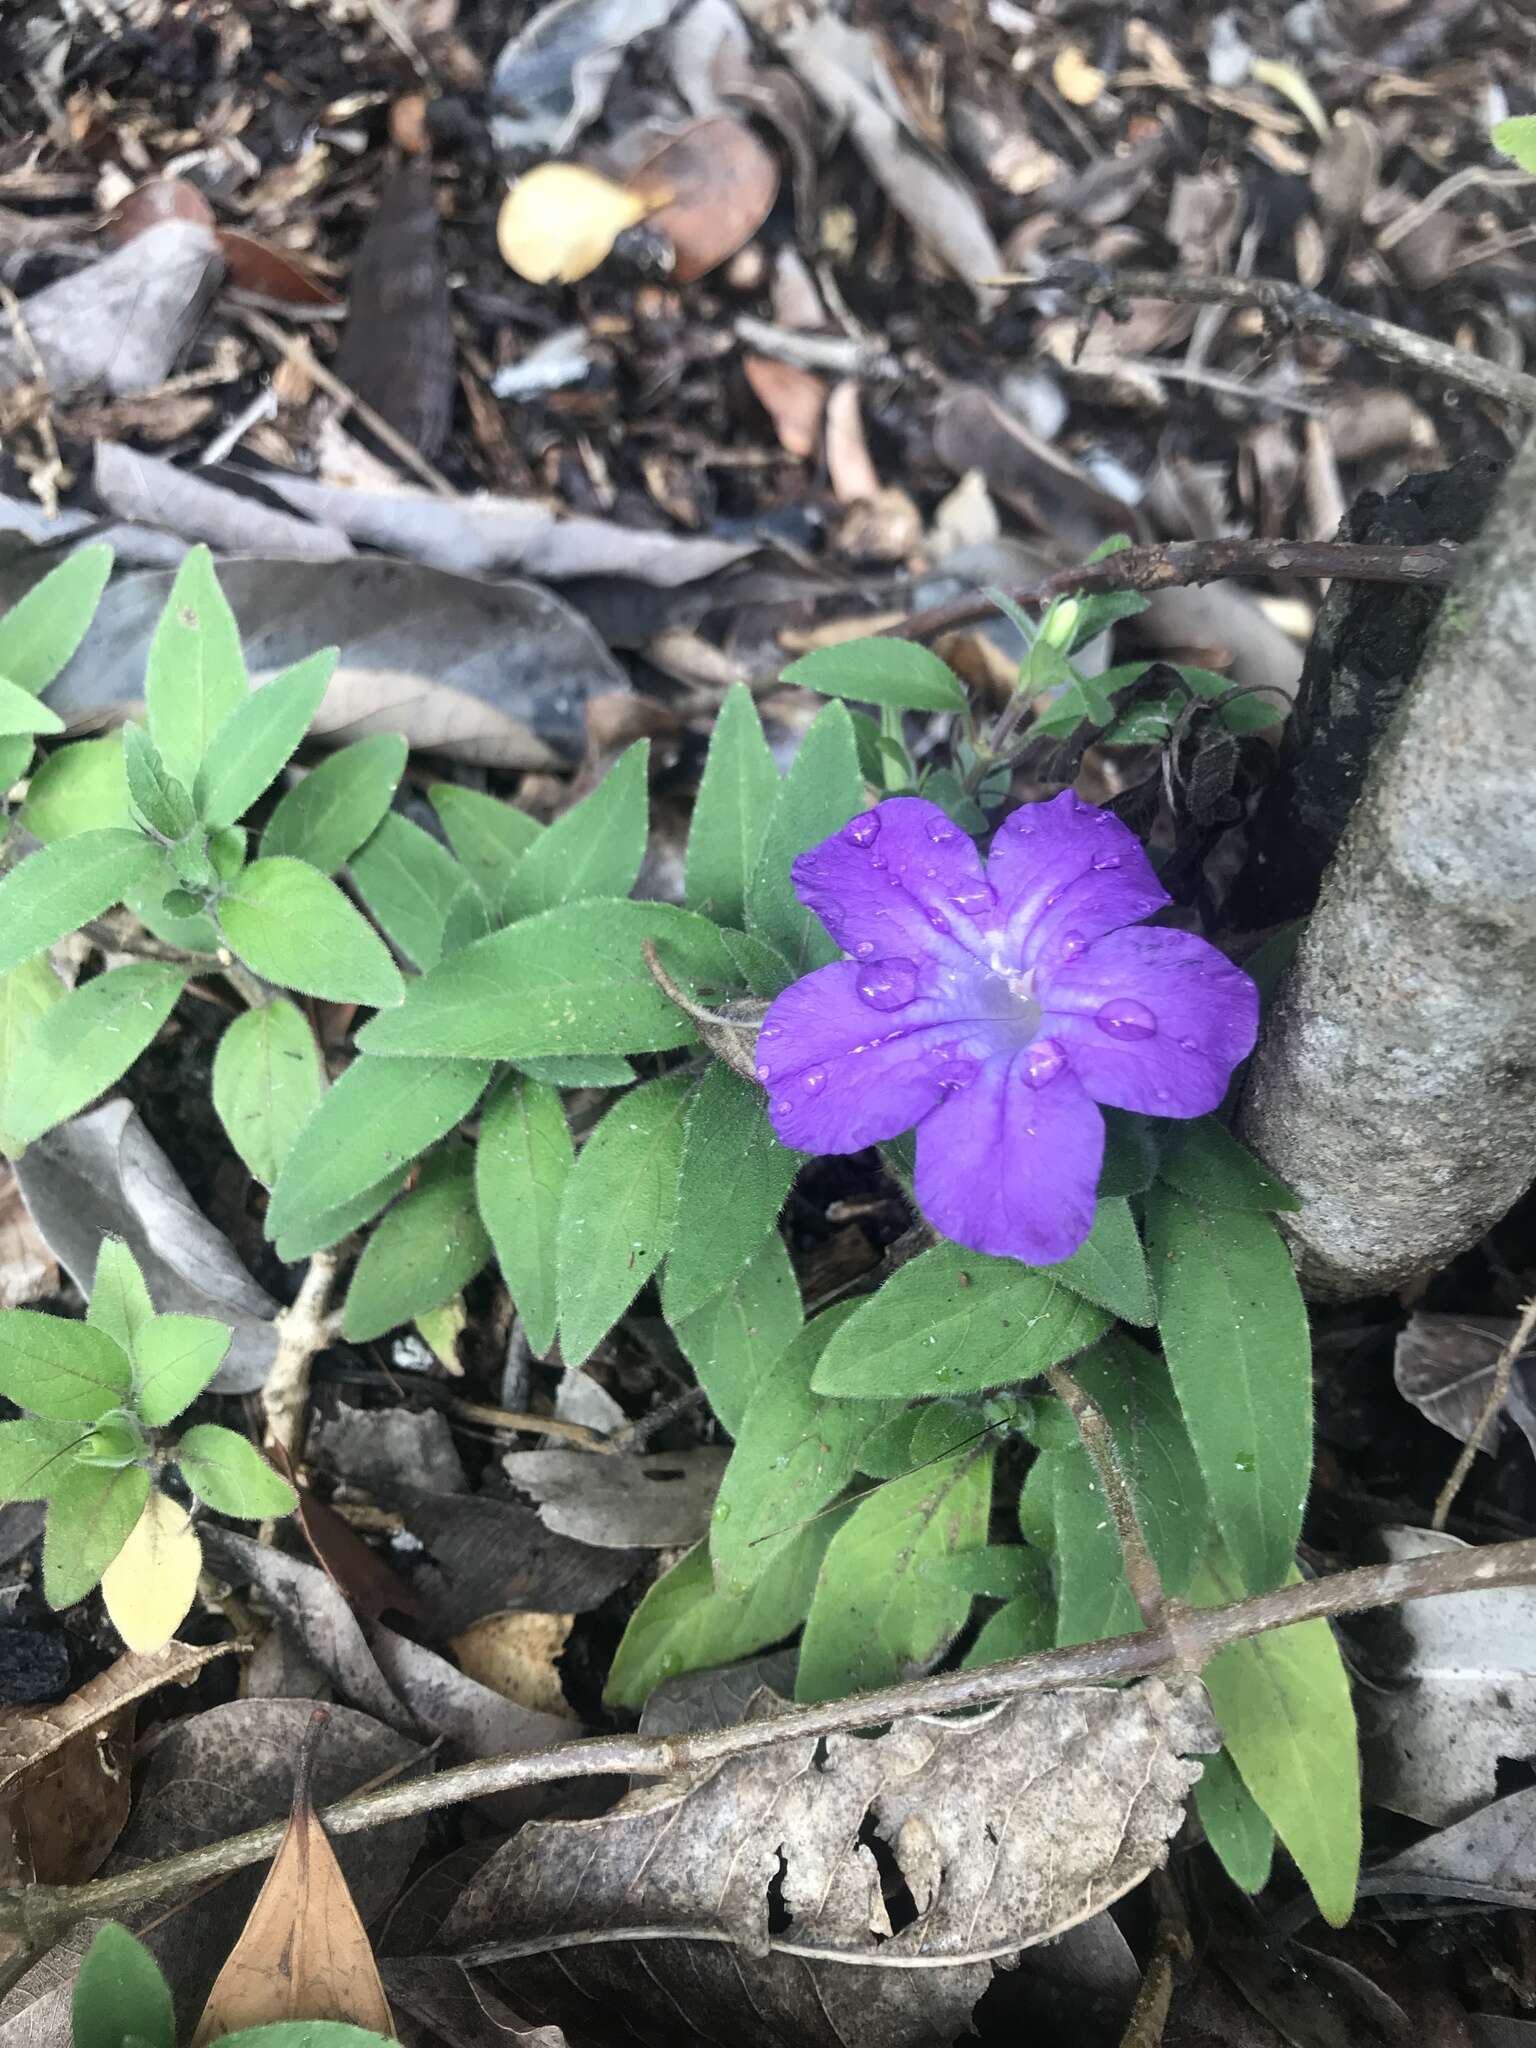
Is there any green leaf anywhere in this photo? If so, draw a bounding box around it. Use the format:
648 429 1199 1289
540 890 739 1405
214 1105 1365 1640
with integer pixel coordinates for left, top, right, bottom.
0 830 163 975
1039 1334 1207 1644
0 1312 132 1419
0 674 63 737
212 1000 325 1188
1190 1544 1359 1927
1049 1196 1154 1323
0 543 112 697
87 1239 155 1359
121 724 196 841
131 1315 231 1426
514 1053 633 1088
501 741 649 919
193 648 336 829
811 1241 1111 1400
341 1143 491 1342
963 1553 1056 1668
218 857 404 1009
781 639 967 712
0 1416 92 1501
348 811 468 971
556 1073 692 1367
43 1459 148 1606
356 899 749 1061
1195 1746 1275 1896
442 877 494 956
272 1166 409 1264
685 683 780 926
176 1422 298 1518
0 734 31 791
1156 1117 1300 1212
72 1921 176 2048
795 1447 993 1702
262 733 406 874
604 1519 839 1713
126 856 218 955
207 2029 395 2047
672 1229 802 1437
1493 113 1536 172
145 545 247 791
429 783 544 918
662 1064 798 1324
709 1304 884 1595
475 1071 571 1360
1144 1186 1312 1593
746 702 866 974
17 736 133 842
267 1052 489 1242
1098 1108 1161 1198
0 954 66 1153
0 962 189 1149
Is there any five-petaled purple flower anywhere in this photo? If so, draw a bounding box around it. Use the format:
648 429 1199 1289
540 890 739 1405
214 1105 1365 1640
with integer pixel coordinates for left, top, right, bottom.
757 792 1258 1265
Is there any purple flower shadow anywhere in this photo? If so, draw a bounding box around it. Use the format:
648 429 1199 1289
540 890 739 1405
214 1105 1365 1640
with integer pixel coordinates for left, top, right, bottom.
756 792 1258 1264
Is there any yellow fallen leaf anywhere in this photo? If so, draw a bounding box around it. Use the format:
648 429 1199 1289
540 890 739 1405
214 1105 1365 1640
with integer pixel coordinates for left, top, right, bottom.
1053 44 1106 107
192 1709 392 2043
414 1293 466 1373
100 1491 201 1654
497 163 652 285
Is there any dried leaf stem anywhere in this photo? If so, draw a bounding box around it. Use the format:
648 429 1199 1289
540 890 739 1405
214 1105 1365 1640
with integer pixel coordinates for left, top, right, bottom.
883 536 1460 647
1432 1294 1536 1530
1029 263 1536 414
6 1532 1536 1951
1047 1362 1166 1631
261 1247 345 1468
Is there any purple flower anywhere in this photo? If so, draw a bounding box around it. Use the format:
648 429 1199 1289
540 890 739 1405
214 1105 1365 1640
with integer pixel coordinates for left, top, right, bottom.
757 792 1258 1264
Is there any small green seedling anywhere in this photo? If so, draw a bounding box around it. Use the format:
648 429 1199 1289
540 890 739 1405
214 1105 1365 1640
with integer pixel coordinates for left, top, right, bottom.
0 1239 296 1651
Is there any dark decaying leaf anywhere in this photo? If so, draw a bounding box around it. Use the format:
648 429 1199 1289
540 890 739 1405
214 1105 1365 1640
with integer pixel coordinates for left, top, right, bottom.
42 557 628 768
0 222 221 400
382 1956 567 2048
14 1099 279 1394
311 1400 469 1500
0 1699 424 2045
93 443 355 563
333 164 453 462
501 1447 728 1548
395 1488 641 1634
442 1679 1216 2048
637 1650 802 1736
1374 1783 1536 1907
1393 1311 1536 1468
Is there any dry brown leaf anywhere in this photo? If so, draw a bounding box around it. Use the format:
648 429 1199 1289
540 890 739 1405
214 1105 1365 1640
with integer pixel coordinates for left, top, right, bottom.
627 114 780 283
1052 44 1106 107
452 1612 577 1719
105 177 215 244
215 229 341 307
823 379 880 505
835 486 923 565
497 163 652 284
742 352 826 457
192 1708 394 2043
0 1160 56 1307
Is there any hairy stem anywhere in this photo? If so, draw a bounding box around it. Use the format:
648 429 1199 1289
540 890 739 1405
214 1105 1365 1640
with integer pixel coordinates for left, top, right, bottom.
5 1533 1536 1950
1046 1362 1166 1631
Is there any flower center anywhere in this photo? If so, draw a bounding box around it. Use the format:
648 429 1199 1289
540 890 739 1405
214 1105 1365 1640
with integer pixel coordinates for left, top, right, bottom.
992 956 1042 1041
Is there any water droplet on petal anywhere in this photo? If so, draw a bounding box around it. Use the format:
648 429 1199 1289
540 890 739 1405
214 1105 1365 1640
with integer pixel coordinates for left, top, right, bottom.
755 1063 771 1081
925 816 960 845
1044 886 1064 908
938 1057 980 1092
1092 853 1122 872
1059 928 1087 959
927 909 951 933
1096 999 1157 1040
844 809 881 847
759 1021 782 1040
1021 1037 1068 1089
803 1067 828 1093
1178 1036 1198 1053
949 881 997 918
774 1097 793 1117
853 939 876 959
855 957 919 1011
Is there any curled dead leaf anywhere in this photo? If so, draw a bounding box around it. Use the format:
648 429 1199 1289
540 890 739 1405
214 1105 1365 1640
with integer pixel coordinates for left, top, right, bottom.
497 163 653 284
626 114 780 284
191 1707 394 2043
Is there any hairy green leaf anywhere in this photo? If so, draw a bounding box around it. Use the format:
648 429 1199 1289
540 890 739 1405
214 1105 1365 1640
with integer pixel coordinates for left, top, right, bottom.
685 682 779 927
132 1315 231 1426
0 831 163 975
72 1922 175 2048
662 1063 798 1324
429 782 544 918
194 648 336 828
177 1423 298 1518
672 1228 802 1437
501 740 649 918
0 1416 92 1501
341 1144 490 1342
0 962 189 1148
17 736 133 842
349 811 468 971
1049 1196 1154 1323
121 722 196 841
1156 1116 1301 1212
261 733 406 874
475 1070 572 1360
212 999 325 1188
145 544 247 790
0 542 112 696
0 955 65 1153
218 857 404 1009
43 1459 148 1606
1195 1745 1276 1896
0 1313 132 1420
0 673 63 737
781 639 968 712
87 1238 155 1359
556 1073 692 1368
272 1167 408 1265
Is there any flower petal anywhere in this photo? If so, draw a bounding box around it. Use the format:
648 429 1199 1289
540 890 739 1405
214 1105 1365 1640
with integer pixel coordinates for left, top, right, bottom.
985 790 1168 972
758 960 1012 1155
790 796 997 969
1038 925 1259 1116
914 1052 1104 1264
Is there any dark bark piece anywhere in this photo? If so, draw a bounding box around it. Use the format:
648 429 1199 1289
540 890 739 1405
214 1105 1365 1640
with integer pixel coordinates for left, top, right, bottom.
334 163 454 462
1234 452 1505 926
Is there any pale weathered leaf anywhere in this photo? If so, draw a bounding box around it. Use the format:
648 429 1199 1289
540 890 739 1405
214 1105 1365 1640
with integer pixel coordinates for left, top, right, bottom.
502 1447 728 1549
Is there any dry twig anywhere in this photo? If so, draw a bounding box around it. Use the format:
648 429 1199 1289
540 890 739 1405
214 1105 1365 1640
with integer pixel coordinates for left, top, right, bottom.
1432 1295 1536 1530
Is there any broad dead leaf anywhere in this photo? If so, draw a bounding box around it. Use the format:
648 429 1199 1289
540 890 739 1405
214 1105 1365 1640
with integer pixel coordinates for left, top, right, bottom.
192 1709 394 2043
1394 1311 1536 1468
0 1162 55 1308
100 1490 202 1653
627 114 779 282
497 163 652 284
452 1612 576 1719
501 1446 728 1549
442 1677 1216 2047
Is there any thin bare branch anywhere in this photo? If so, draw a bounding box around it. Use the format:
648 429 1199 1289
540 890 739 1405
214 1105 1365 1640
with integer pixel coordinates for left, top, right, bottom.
1433 1295 1536 1530
6 1532 1536 1950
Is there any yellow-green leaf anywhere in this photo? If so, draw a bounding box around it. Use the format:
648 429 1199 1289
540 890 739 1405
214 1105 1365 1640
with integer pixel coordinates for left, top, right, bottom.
100 1489 201 1651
